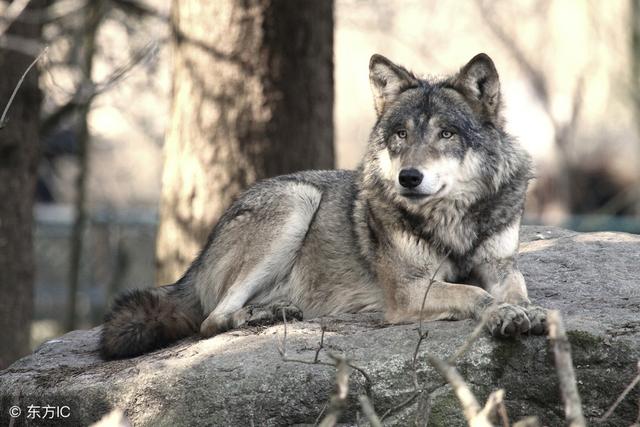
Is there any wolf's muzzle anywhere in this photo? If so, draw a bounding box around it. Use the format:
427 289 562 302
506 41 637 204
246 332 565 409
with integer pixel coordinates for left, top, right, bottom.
398 168 423 188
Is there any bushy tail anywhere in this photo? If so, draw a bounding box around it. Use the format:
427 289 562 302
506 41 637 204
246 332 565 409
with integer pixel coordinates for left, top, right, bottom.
100 283 203 359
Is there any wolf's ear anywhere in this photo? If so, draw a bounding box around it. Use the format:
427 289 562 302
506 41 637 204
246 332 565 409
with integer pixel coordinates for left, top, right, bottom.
453 53 501 119
369 54 418 116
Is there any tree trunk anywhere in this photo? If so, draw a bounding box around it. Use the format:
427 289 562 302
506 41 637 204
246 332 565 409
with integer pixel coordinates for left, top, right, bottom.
631 0 640 215
65 0 105 332
0 2 43 368
156 0 334 284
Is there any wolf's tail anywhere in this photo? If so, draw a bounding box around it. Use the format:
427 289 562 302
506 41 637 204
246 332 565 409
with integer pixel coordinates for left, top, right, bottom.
100 282 203 359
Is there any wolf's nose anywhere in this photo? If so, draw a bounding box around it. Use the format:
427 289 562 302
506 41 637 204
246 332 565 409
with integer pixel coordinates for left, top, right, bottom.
398 168 423 188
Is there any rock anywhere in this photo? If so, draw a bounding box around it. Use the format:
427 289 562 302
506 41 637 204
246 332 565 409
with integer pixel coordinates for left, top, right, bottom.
1 226 639 426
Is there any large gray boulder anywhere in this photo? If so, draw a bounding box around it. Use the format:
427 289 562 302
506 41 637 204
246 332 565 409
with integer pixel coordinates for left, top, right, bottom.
1 226 639 426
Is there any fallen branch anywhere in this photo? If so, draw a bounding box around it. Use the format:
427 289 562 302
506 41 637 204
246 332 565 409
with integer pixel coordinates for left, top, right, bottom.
547 310 586 427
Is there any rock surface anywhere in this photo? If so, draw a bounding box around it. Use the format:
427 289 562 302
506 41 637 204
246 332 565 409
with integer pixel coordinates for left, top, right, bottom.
1 226 639 426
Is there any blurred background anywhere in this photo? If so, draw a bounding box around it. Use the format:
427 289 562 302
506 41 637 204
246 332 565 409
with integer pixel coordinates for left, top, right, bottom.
0 0 638 368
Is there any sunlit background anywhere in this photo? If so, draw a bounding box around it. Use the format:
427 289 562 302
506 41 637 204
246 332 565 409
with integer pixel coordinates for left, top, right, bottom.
22 0 640 346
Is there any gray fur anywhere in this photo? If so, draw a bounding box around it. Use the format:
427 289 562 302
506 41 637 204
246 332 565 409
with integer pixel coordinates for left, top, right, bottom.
101 53 546 359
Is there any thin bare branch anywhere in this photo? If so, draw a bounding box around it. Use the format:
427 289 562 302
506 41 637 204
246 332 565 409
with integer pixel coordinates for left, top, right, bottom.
40 41 158 136
19 0 88 24
497 396 510 427
313 402 328 427
428 354 504 427
447 302 496 364
427 354 481 421
412 332 428 389
475 0 550 110
0 33 42 56
414 391 431 427
477 389 505 425
0 46 47 129
277 309 374 401
512 416 541 427
0 0 30 38
380 391 420 421
548 310 586 427
93 41 158 94
358 395 383 427
314 321 326 363
597 360 640 422
109 0 169 21
418 250 452 336
380 251 451 421
318 354 349 427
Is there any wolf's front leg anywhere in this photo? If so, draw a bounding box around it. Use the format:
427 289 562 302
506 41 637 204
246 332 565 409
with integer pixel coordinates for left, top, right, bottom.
472 259 547 335
384 279 532 337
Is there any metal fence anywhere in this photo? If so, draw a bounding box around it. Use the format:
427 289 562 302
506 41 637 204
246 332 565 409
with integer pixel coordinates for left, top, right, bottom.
33 204 158 345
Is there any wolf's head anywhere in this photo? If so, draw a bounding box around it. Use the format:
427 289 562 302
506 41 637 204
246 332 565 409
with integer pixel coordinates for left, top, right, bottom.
363 53 530 209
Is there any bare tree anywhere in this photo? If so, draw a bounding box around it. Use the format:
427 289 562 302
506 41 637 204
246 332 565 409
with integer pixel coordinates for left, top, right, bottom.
156 0 335 284
33 0 162 331
0 0 44 368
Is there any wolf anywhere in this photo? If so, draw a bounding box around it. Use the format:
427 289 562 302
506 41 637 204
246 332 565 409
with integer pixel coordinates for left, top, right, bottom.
101 53 547 359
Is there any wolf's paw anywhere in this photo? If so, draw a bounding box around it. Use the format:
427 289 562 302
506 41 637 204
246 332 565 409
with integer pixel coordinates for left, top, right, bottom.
200 309 250 338
200 303 303 337
270 302 303 322
485 303 531 338
246 302 303 326
523 305 548 335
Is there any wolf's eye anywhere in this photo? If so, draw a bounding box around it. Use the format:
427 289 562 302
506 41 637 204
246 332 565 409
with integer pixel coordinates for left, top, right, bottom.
440 130 454 139
396 130 407 139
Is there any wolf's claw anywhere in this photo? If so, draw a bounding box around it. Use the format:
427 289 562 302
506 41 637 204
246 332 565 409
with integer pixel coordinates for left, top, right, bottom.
524 305 548 335
485 303 531 337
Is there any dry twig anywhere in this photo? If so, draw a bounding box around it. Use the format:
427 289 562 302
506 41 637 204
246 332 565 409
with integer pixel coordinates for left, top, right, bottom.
428 354 504 427
428 354 481 421
318 354 349 427
379 254 451 422
358 395 383 427
597 360 640 423
447 305 495 365
277 309 374 401
0 46 47 129
548 310 586 427
40 41 158 135
512 416 541 427
314 320 326 363
418 250 452 336
0 0 31 38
